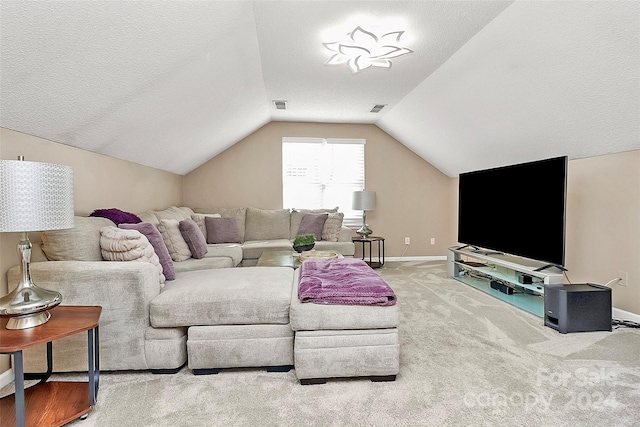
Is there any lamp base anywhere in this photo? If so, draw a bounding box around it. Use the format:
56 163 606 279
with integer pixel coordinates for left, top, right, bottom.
0 232 63 329
356 224 373 239
5 311 53 330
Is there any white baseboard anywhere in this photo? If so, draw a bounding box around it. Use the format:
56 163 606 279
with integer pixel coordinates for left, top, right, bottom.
385 256 447 262
0 367 13 390
613 307 640 323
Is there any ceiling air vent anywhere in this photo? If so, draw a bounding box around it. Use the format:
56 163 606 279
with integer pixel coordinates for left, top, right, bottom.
273 100 287 110
370 104 386 113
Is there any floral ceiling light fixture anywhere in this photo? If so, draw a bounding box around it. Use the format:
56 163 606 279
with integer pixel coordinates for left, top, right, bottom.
323 24 414 73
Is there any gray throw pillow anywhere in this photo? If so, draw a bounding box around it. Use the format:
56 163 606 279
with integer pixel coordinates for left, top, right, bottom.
205 217 241 244
298 213 328 241
179 218 208 259
289 207 338 239
120 222 175 280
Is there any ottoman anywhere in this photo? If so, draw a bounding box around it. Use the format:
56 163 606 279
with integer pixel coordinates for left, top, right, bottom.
188 324 294 374
290 261 400 384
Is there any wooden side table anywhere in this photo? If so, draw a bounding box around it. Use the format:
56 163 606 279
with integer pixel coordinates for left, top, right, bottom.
0 305 101 427
352 236 385 268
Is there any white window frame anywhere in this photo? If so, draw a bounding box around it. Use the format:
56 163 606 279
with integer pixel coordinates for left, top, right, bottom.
282 137 365 227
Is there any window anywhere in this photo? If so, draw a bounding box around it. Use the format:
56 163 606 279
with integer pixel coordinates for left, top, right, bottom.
282 137 365 227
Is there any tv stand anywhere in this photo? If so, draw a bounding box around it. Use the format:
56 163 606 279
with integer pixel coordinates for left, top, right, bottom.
447 246 564 317
472 249 504 256
533 263 567 273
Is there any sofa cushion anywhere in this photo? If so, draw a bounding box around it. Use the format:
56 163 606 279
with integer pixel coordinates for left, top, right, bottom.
41 216 115 261
170 241 242 272
193 207 247 242
136 210 159 225
322 212 344 242
241 239 294 260
157 219 192 262
205 217 241 244
173 254 234 272
154 206 194 222
119 222 175 280
245 208 291 241
179 218 208 259
99 226 165 285
298 213 328 241
313 240 356 257
204 244 243 267
290 208 338 239
150 267 294 327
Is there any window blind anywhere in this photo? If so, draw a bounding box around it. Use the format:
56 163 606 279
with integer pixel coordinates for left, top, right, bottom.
282 137 365 227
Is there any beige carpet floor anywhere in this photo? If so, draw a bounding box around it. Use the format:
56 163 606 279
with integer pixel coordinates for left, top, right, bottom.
4 261 640 426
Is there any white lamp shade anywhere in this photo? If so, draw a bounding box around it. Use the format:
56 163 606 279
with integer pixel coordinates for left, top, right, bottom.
0 159 74 232
352 190 376 211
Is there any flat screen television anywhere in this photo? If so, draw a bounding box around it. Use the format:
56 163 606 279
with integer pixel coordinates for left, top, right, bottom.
457 156 568 267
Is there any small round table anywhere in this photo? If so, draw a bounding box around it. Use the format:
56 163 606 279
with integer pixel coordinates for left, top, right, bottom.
352 236 385 268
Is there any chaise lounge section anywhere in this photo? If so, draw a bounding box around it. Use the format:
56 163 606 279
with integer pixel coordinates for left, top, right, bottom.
150 267 296 374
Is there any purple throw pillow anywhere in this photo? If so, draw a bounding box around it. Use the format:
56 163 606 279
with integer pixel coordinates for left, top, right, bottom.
91 208 141 225
119 222 175 280
205 217 241 244
179 218 208 259
298 213 328 241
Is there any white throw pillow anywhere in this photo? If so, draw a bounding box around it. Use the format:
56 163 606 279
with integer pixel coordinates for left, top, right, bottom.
157 219 192 262
99 226 165 285
322 212 344 242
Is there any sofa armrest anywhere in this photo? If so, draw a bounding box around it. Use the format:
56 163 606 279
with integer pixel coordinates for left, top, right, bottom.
338 226 354 242
8 261 161 310
7 260 162 371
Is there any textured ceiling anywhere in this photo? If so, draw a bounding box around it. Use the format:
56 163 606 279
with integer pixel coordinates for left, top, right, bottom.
1 1 638 176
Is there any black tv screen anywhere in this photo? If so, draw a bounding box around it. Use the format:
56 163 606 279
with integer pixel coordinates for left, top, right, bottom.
457 156 568 267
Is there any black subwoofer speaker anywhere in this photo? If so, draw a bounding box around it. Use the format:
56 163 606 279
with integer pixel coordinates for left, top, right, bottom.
544 284 612 333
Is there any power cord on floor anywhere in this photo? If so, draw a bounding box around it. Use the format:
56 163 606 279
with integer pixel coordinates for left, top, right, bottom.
612 318 640 329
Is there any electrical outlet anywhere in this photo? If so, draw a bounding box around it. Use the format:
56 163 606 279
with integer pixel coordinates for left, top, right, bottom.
618 271 628 287
404 237 410 245
430 238 436 245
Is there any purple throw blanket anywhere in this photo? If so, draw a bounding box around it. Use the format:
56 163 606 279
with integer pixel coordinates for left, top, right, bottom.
298 258 396 306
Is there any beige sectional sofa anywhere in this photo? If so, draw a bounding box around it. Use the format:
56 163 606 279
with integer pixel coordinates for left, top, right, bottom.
7 206 357 376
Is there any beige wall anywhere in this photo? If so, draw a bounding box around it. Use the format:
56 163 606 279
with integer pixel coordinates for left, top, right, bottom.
564 150 639 314
0 128 183 374
183 122 457 259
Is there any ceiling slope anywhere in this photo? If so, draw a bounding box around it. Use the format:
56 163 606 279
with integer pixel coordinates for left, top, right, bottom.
0 1 270 174
378 1 640 176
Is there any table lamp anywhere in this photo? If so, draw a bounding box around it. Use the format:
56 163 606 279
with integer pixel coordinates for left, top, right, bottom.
0 156 74 329
352 190 376 239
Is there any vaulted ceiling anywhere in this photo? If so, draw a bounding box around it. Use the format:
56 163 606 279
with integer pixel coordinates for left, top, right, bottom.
1 1 638 177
